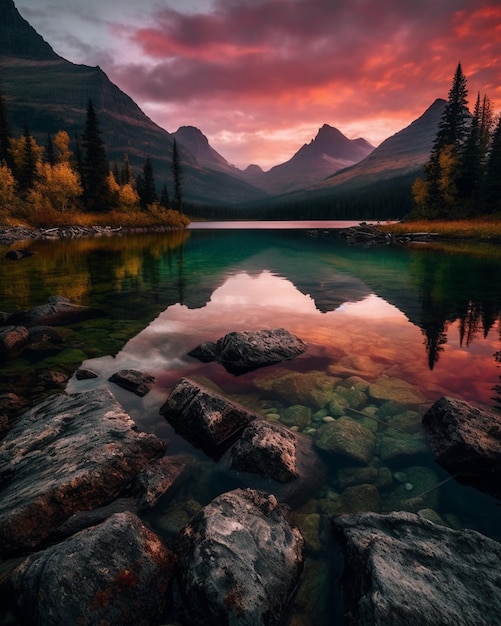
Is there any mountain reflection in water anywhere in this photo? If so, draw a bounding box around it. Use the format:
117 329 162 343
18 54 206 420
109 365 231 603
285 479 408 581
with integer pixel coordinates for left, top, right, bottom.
2 225 501 625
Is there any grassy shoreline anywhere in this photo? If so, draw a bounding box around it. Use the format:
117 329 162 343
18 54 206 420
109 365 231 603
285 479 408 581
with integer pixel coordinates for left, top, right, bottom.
380 219 501 241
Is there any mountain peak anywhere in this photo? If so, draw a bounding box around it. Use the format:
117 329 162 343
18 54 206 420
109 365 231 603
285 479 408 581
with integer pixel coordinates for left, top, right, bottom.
173 125 235 172
0 0 61 60
293 123 374 163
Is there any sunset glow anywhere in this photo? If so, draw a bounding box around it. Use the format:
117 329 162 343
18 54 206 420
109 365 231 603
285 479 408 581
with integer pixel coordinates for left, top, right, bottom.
17 0 501 169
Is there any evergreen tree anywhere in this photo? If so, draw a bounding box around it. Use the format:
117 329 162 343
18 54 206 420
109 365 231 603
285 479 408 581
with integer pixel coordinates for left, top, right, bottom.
121 154 132 185
434 62 469 149
80 99 112 211
459 93 494 211
172 139 183 213
18 124 38 192
160 183 170 208
458 92 481 204
136 156 157 209
482 114 501 213
413 63 469 218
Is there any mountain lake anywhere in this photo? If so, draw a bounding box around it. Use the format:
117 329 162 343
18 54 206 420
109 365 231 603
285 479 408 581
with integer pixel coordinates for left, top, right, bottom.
1 221 501 624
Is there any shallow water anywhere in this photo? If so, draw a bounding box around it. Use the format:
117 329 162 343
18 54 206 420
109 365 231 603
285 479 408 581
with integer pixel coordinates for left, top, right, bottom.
1 223 501 623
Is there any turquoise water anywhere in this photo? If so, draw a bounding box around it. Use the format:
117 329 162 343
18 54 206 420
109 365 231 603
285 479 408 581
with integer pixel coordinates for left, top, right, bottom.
1 223 501 623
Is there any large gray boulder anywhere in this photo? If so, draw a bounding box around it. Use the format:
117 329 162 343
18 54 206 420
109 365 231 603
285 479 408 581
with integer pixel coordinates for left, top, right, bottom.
0 389 167 556
189 328 307 374
11 511 174 626
332 511 501 626
422 396 501 499
6 296 105 327
217 419 327 506
160 377 258 453
175 488 304 625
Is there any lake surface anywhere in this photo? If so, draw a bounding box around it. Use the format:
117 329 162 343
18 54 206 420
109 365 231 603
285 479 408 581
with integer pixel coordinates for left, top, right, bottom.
1 222 501 623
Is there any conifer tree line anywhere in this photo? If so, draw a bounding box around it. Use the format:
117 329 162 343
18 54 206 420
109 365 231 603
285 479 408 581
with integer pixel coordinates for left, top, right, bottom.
412 63 501 219
0 95 187 227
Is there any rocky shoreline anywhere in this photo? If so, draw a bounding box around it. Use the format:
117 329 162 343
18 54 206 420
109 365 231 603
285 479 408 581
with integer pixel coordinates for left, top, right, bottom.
2 298 501 622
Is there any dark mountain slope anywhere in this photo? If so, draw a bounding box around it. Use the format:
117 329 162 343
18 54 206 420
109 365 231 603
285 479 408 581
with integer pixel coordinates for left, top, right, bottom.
0 0 267 206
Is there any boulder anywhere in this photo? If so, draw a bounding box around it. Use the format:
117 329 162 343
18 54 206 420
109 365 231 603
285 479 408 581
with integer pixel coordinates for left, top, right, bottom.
422 396 501 500
0 389 167 556
368 376 426 405
217 420 327 505
189 328 307 374
6 296 105 327
0 325 29 356
175 488 304 625
132 454 197 509
332 511 501 626
109 369 155 397
255 370 338 410
75 367 99 380
314 416 376 465
160 377 258 454
11 511 174 626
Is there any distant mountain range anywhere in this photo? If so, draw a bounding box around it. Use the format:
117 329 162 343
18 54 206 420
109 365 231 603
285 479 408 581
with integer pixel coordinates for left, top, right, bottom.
0 0 444 215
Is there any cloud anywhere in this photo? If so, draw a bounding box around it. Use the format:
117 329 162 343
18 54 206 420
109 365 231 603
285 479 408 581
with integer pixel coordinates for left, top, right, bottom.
22 0 501 168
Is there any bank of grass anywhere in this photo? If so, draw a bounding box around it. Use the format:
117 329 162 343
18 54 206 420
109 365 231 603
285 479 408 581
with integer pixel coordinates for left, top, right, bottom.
380 218 501 241
1 205 190 230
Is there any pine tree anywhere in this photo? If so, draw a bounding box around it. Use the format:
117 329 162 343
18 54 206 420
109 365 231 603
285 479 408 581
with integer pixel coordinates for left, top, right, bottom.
81 99 112 211
414 63 469 218
172 139 183 213
136 156 157 210
160 183 170 208
121 154 132 185
18 124 38 192
435 63 469 149
482 114 501 213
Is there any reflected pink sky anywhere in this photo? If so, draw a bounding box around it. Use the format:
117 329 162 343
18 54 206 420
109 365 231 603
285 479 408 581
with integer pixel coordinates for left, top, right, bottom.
68 271 500 415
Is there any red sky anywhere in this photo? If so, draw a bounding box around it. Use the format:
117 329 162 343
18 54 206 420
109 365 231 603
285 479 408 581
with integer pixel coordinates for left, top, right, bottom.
18 0 501 169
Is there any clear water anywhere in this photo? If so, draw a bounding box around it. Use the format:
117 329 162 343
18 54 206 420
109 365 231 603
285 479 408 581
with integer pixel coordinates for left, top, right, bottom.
1 222 501 624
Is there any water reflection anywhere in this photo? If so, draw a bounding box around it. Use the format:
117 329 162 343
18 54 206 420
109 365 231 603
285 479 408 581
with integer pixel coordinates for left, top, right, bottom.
2 229 501 409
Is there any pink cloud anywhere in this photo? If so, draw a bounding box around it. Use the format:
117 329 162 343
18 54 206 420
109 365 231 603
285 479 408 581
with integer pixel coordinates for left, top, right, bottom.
103 0 501 168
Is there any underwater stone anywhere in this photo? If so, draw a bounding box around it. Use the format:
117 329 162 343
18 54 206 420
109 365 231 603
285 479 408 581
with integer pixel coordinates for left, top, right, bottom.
314 416 376 465
369 376 426 405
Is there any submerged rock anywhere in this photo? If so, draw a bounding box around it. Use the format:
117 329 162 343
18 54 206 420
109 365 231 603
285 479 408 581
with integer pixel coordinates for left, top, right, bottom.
160 377 258 454
314 416 376 465
175 488 304 625
332 511 501 626
109 369 155 397
217 419 327 505
0 325 29 356
11 511 174 626
0 389 167 556
6 296 105 327
422 396 501 500
189 328 307 374
254 369 338 410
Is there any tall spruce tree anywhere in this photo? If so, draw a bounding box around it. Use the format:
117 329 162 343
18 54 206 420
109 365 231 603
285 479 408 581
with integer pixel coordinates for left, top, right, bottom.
18 124 37 192
80 99 112 211
160 183 170 208
482 114 501 213
415 63 469 218
172 139 183 213
136 156 157 210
